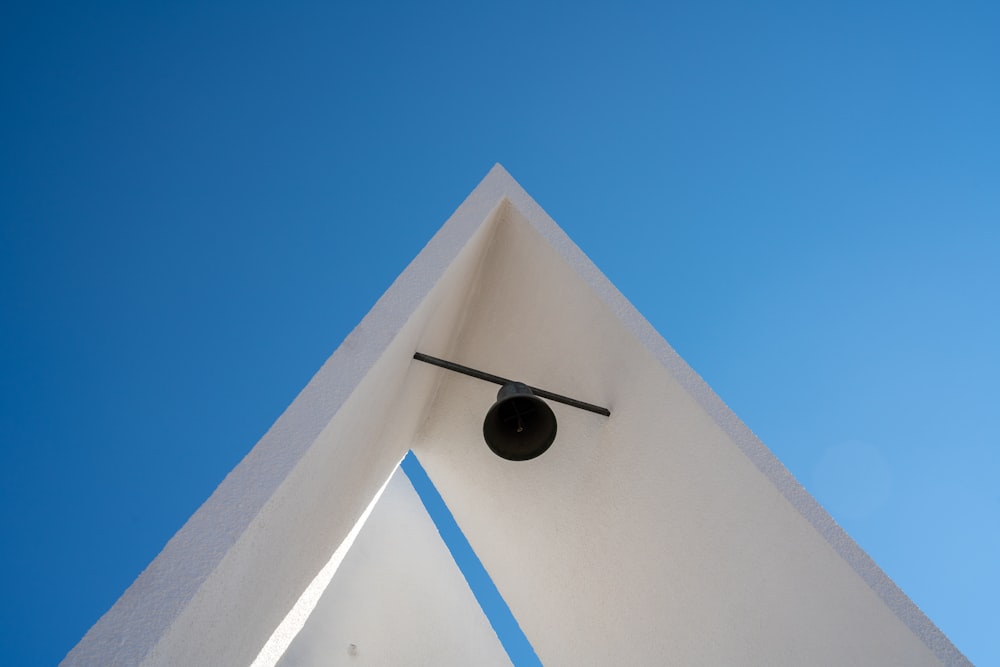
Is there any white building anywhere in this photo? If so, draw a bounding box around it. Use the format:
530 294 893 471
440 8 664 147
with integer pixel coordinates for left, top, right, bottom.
64 166 969 666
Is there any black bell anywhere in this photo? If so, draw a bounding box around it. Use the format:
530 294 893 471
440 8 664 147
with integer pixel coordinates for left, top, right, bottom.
483 382 557 461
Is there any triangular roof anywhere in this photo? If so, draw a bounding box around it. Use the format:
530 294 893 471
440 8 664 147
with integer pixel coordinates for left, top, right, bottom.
65 165 968 666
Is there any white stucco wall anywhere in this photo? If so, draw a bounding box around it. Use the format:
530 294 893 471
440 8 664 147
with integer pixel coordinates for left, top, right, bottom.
64 165 968 666
410 201 953 665
276 468 512 667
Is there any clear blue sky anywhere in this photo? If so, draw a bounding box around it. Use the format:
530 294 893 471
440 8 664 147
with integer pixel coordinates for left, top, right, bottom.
2 1 997 664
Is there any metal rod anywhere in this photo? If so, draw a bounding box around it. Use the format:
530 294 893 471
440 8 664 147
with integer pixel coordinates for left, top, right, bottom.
413 352 611 417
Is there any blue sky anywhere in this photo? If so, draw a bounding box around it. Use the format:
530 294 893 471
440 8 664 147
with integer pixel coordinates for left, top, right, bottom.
2 1 997 664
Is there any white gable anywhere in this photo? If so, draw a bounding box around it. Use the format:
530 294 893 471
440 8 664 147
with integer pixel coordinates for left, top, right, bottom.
64 165 967 666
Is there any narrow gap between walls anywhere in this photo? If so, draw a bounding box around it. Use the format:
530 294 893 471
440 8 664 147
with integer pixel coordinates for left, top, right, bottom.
401 450 544 667
249 460 402 667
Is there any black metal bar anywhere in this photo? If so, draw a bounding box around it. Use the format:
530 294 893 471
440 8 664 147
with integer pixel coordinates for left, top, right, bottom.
413 352 611 417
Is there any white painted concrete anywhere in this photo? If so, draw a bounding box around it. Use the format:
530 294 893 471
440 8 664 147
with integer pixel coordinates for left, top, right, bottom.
411 200 961 665
274 467 512 667
64 165 969 666
250 461 396 667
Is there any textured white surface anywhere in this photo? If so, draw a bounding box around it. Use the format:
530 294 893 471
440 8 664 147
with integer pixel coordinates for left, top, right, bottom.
250 462 397 667
275 468 512 667
411 199 961 665
64 165 968 666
